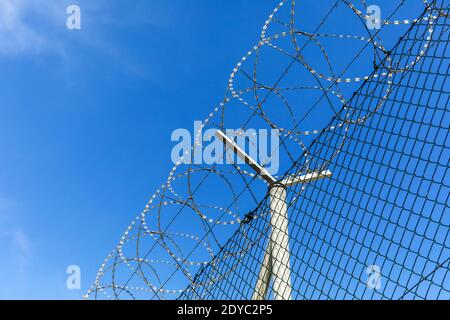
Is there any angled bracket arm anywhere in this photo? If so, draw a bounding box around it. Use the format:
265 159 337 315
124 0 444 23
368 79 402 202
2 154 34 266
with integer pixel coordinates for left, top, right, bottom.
215 130 277 185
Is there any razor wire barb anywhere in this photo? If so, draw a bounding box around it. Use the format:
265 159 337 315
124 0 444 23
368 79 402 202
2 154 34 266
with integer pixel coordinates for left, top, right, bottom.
86 0 449 300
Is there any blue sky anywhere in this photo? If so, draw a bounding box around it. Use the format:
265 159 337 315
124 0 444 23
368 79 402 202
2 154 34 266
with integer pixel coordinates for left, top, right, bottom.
0 0 287 300
0 0 443 300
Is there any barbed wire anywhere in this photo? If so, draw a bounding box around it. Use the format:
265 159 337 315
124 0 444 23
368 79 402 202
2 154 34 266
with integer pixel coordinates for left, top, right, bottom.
86 0 448 300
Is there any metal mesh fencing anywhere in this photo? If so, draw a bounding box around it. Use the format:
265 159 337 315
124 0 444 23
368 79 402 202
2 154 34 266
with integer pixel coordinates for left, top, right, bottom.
180 1 449 300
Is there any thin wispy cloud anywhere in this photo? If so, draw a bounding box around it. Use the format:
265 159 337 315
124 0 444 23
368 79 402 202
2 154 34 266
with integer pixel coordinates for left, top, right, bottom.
0 0 52 55
0 196 32 278
0 0 159 78
3 229 32 274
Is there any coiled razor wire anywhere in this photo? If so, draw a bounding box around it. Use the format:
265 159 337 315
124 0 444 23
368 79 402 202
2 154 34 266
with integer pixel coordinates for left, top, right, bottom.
86 0 449 300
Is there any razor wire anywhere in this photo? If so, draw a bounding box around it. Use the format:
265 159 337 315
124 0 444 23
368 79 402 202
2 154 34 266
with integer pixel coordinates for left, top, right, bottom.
86 0 449 300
